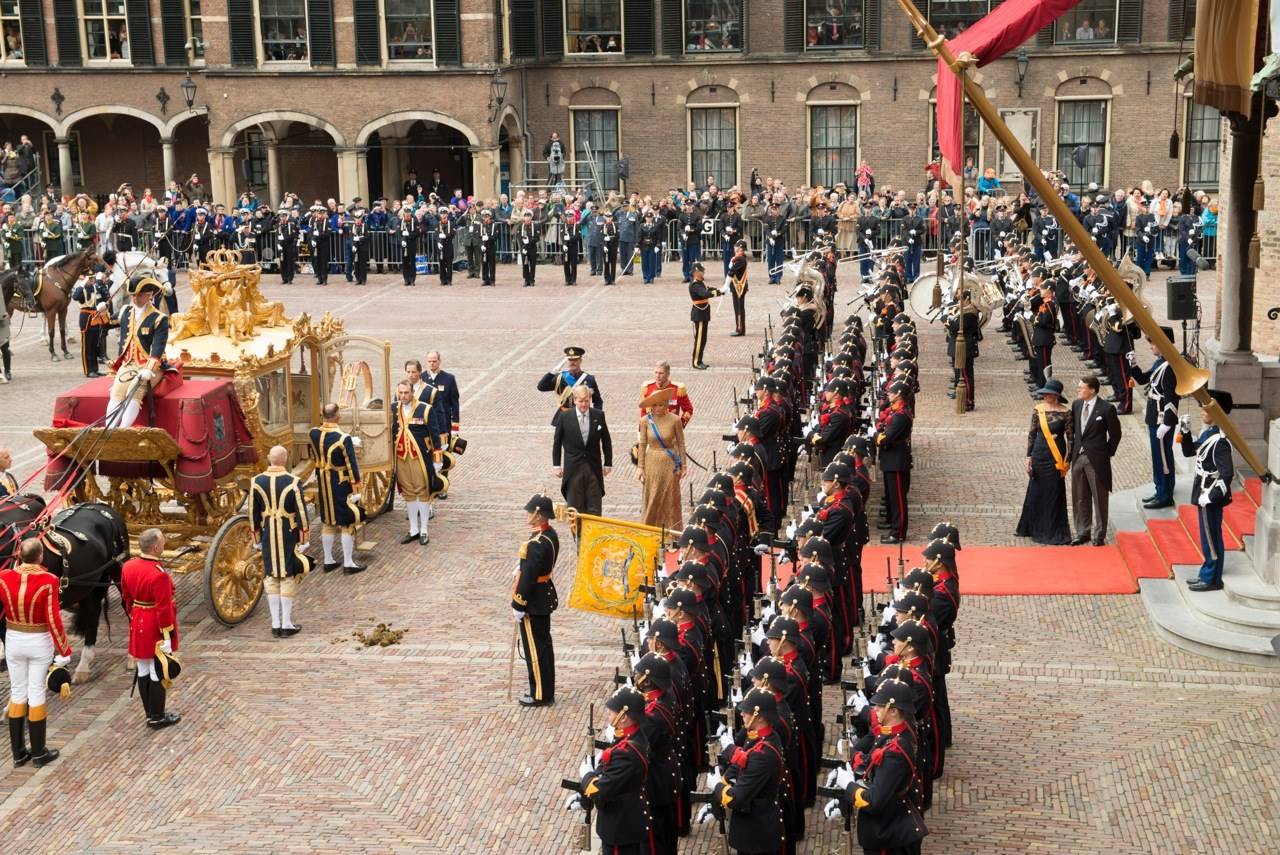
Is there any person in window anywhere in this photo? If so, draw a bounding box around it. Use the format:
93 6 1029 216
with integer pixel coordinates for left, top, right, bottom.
977 167 1001 197
1060 23 1073 40
1094 18 1110 40
604 35 619 52
1075 18 1094 40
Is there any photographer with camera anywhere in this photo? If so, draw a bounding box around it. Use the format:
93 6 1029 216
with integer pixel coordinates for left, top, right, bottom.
544 132 566 189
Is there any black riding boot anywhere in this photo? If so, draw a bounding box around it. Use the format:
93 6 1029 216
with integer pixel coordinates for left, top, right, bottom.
136 674 153 721
28 712 58 767
9 712 29 767
146 679 181 730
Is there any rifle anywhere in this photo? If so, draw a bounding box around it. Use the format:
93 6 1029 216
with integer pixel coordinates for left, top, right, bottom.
732 386 742 421
560 703 596 851
701 712 732 855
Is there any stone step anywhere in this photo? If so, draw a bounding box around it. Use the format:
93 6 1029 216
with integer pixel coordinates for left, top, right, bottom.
1170 564 1280 636
1222 550 1280 611
1139 579 1280 668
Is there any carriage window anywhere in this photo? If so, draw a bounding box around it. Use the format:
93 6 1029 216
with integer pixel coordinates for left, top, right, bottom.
255 366 290 434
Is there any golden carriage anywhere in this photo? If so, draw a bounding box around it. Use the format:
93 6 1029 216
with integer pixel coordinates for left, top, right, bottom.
34 250 395 626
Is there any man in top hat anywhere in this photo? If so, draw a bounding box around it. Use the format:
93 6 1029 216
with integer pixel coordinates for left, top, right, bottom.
107 273 170 429
1128 326 1182 510
639 361 693 427
512 494 559 706
552 385 612 516
537 346 603 423
307 204 333 285
392 381 446 545
688 263 722 370
70 268 113 378
727 239 749 336
601 210 619 285
1180 390 1235 592
249 446 311 638
309 404 368 575
120 528 182 730
348 208 370 285
574 686 651 848
1 537 73 767
478 209 498 286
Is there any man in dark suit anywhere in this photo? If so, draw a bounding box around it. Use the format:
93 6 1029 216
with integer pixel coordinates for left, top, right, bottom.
1068 375 1123 545
552 385 612 515
423 350 461 440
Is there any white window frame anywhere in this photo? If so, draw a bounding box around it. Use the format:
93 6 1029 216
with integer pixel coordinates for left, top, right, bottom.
80 0 130 64
382 0 436 65
257 0 310 65
1052 94 1112 190
0 0 24 64
927 0 991 39
803 0 867 52
996 107 1040 181
185 0 206 63
568 105 622 191
686 104 739 189
1181 94 1221 191
806 101 860 188
564 0 624 56
683 0 744 54
927 98 985 175
1052 0 1119 46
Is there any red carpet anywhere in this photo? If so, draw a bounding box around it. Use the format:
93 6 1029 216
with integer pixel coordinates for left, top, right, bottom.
1178 504 1243 551
1147 518 1203 566
1116 531 1173 582
1245 476 1263 508
1224 500 1257 539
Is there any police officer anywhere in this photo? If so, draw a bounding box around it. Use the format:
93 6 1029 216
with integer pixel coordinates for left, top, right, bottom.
727 239 749 337
562 206 582 286
309 402 368 575
249 446 310 637
511 494 559 706
71 269 112 377
763 202 788 284
689 262 722 370
679 199 703 283
518 210 539 287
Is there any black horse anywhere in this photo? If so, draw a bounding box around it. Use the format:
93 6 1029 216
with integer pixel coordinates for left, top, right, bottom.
0 494 129 683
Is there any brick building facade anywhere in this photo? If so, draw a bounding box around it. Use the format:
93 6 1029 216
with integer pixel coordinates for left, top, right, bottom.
0 0 1217 205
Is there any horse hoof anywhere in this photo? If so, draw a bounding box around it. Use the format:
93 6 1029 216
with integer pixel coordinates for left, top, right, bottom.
49 354 59 362
62 352 72 359
71 669 92 685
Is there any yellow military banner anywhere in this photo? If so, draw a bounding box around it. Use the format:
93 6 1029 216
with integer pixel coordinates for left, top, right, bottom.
567 513 668 619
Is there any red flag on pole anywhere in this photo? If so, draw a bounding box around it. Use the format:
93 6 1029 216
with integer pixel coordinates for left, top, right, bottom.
935 0 1083 178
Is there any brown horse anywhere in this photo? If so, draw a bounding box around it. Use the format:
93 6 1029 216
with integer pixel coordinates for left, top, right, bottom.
33 248 98 362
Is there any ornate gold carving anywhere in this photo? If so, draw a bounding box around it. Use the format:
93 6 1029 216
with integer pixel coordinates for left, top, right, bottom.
171 249 287 344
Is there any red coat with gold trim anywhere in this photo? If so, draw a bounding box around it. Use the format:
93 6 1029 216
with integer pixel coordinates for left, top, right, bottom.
639 380 693 426
0 563 72 656
121 555 179 658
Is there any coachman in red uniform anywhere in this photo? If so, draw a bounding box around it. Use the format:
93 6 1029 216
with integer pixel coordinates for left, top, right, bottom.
1 538 73 767
120 528 181 730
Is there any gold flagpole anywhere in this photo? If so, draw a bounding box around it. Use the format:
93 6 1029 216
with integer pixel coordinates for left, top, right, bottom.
893 0 1271 480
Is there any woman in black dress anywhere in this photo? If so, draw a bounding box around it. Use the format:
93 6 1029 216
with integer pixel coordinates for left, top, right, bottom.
1015 378 1073 544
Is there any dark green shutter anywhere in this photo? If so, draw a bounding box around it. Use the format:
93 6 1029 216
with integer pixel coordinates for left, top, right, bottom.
494 0 504 59
126 0 154 64
910 0 926 49
1036 24 1053 46
864 0 879 50
1116 0 1142 43
17 0 47 66
307 0 335 66
435 0 461 64
511 0 537 57
52 0 81 66
228 0 257 66
660 0 681 55
354 0 381 65
541 0 563 58
783 0 803 53
161 0 189 65
737 0 746 52
623 0 653 54
1168 0 1194 41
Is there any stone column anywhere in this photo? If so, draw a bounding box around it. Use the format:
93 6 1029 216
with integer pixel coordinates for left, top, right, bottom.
55 137 74 196
380 136 407 202
206 147 238 208
1251 417 1280 586
160 137 177 189
469 145 502 200
335 147 368 205
265 140 282 208
508 134 525 187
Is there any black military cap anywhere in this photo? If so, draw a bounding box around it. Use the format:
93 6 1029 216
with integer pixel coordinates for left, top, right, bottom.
891 620 933 657
45 663 72 700
727 462 755 482
903 568 935 593
699 489 728 508
675 561 715 592
843 435 870 456
647 617 680 648
736 686 779 720
634 652 672 689
1205 389 1234 414
678 526 710 551
563 346 586 358
822 462 853 485
893 591 932 619
929 522 962 550
749 656 789 687
798 562 833 594
780 585 813 616
708 473 734 494
798 538 833 565
795 284 814 299
735 415 761 434
1031 266 1048 279
922 539 956 566
888 381 909 396
730 443 757 459
692 262 705 273
605 686 646 717
766 616 801 645
868 677 916 718
662 587 699 614
846 315 864 331
524 494 554 517
796 518 824 540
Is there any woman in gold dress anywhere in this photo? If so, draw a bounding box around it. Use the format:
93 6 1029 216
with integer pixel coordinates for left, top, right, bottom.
637 387 687 531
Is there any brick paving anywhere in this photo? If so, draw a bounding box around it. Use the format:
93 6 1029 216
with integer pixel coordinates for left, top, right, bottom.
0 260 1275 853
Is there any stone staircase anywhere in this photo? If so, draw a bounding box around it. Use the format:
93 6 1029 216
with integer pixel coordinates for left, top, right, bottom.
1117 460 1280 668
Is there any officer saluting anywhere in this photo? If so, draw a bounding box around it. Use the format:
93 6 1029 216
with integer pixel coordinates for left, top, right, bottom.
511 494 559 707
537 346 604 422
309 403 367 575
688 262 722 371
249 446 311 637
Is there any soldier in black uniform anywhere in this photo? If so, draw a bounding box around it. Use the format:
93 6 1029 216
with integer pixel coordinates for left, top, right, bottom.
349 209 370 286
678 200 704 283
720 201 744 277
1028 282 1057 392
510 494 559 706
946 291 982 411
764 203 788 284
688 262 722 370
191 208 217 265
727 239 749 337
276 209 300 284
1101 301 1134 414
634 653 680 855
70 271 112 377
478 209 498 287
562 209 582 286
856 206 880 281
1128 325 1181 508
436 206 456 286
876 381 913 544
576 686 652 853
518 210 539 287
706 687 786 854
639 209 661 284
602 210 619 285
307 206 332 285
394 208 420 286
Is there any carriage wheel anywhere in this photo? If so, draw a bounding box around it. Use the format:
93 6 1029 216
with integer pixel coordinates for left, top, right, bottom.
360 470 395 519
204 513 263 627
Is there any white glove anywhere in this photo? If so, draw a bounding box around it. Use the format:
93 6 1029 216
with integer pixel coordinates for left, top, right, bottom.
349 493 362 504
824 799 843 820
1198 492 1211 507
739 651 754 677
850 690 869 713
826 766 841 788
636 620 649 638
512 608 524 622
1156 424 1171 440
1179 415 1192 433
351 436 363 448
160 639 173 654
909 229 916 236
629 651 641 670
816 490 826 504
578 756 595 778
835 765 856 788
696 804 717 825
761 602 777 624
651 603 666 620
706 768 724 789
866 639 883 658
137 368 154 382
730 685 743 705
785 521 798 540
894 584 906 601
565 794 585 811
1108 304 1120 317
750 623 766 647
753 543 769 556
1124 351 1137 366
95 301 107 311
718 726 734 750
862 662 873 680
53 654 71 667
881 605 897 623
1022 310 1032 321
600 724 615 742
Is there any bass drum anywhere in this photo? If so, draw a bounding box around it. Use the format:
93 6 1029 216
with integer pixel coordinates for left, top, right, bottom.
906 270 988 323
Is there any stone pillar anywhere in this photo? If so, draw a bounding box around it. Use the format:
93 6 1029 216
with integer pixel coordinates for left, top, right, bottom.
335 147 367 205
265 141 282 208
160 137 177 189
469 145 502 200
380 136 407 202
508 134 525 187
355 149 369 204
1251 417 1280 586
55 137 74 196
206 147 238 208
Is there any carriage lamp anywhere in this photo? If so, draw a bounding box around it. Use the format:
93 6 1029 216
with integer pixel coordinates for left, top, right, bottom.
488 73 508 123
1014 49 1030 99
180 73 198 111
